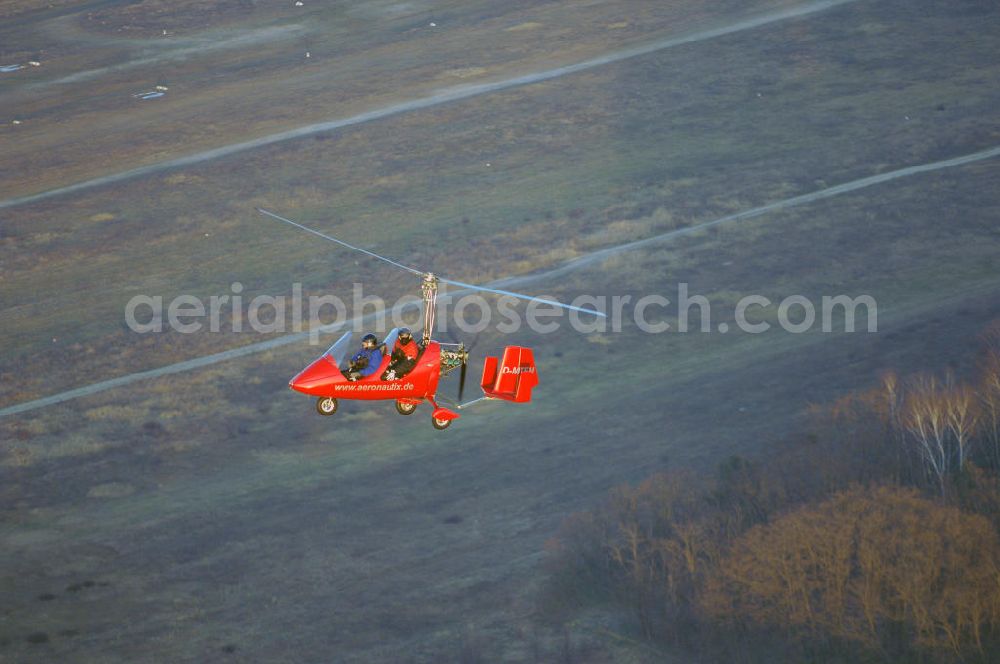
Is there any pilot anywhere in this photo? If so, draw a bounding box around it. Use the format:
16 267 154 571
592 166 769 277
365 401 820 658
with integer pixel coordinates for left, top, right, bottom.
346 333 383 381
382 327 420 380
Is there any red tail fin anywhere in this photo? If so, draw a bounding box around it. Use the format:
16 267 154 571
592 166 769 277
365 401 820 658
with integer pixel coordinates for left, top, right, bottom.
480 346 538 402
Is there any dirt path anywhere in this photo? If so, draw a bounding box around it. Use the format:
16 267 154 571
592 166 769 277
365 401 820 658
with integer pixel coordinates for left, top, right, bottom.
0 0 859 211
0 0 122 31
3 140 997 419
27 21 307 88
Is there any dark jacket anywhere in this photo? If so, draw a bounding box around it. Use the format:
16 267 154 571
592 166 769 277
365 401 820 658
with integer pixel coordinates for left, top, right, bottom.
350 347 383 377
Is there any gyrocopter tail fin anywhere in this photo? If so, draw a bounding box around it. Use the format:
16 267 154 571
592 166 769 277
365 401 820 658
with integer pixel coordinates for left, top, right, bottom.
480 346 538 403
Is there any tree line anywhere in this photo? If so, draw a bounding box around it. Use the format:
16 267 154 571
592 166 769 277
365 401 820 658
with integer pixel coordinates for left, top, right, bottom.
544 324 1000 663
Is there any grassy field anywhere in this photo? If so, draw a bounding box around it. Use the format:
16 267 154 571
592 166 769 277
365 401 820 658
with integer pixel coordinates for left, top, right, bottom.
0 0 775 198
3 0 999 403
3 175 998 661
2 0 1000 661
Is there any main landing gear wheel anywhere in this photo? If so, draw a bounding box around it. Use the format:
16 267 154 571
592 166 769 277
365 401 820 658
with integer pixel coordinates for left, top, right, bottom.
316 397 338 416
395 401 418 415
432 416 452 430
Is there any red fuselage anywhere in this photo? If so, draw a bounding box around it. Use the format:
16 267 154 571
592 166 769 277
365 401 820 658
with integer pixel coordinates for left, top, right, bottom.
289 341 443 401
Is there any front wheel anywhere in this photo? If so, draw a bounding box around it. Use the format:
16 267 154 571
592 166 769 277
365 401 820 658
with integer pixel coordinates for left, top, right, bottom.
396 400 418 415
316 397 338 416
432 416 452 430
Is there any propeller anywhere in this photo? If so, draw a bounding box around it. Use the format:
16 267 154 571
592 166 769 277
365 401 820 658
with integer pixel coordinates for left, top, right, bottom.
256 208 606 318
458 351 468 401
444 329 473 402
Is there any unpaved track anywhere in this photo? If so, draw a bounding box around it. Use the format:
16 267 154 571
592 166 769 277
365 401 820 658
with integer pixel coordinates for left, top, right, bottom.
3 142 998 419
30 23 307 88
0 0 858 211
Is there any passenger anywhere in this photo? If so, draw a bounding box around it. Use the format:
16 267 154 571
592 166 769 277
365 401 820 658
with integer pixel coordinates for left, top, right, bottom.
346 333 383 381
382 327 420 380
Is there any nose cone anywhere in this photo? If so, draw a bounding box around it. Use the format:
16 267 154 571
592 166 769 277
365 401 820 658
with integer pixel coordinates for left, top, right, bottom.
289 357 341 396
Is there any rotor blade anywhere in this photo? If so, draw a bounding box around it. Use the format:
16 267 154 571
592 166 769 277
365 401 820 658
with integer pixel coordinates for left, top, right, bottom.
256 208 424 277
258 208 606 317
458 359 467 402
439 278 606 318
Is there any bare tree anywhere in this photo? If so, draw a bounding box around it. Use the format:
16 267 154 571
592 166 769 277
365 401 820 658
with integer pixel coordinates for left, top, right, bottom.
944 381 980 471
980 350 1000 469
903 374 951 496
879 370 914 483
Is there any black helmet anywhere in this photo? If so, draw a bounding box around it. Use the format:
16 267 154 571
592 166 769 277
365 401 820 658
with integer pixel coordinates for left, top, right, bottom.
362 333 377 347
399 327 412 340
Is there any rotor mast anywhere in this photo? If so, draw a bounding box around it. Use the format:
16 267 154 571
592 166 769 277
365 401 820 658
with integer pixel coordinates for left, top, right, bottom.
421 273 438 345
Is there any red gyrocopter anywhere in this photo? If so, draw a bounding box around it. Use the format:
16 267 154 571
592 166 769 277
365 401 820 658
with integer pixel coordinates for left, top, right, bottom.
257 208 604 429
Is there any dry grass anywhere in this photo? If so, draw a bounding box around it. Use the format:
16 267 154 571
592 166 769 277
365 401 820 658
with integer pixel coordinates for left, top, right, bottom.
86 482 137 499
0 0 76 19
6 14 997 390
2 0 1000 661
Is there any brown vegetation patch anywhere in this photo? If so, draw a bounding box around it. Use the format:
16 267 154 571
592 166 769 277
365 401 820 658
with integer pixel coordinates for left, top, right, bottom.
547 325 1000 662
708 486 1000 655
